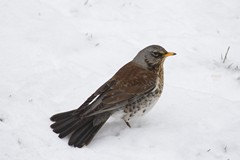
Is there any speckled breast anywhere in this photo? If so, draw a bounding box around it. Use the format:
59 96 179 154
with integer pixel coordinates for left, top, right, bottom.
123 81 163 122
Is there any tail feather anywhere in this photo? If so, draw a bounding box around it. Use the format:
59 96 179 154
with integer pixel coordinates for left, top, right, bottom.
68 120 92 147
51 116 72 129
50 110 75 121
58 120 82 138
83 122 105 146
50 109 110 148
69 120 105 148
52 118 76 134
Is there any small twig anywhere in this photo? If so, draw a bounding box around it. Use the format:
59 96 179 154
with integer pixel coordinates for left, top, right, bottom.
223 46 230 63
227 63 233 69
224 146 228 153
84 0 89 5
235 66 239 71
17 139 22 145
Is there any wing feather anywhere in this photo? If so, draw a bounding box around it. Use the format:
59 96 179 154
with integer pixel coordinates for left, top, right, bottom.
83 62 157 116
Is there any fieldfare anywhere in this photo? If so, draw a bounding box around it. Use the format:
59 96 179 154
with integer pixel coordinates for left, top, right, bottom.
50 45 176 148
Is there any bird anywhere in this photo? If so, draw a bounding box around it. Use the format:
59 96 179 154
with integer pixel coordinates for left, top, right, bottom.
50 45 176 148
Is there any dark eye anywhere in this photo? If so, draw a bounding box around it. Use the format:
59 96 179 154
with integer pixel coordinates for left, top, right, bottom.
151 51 161 58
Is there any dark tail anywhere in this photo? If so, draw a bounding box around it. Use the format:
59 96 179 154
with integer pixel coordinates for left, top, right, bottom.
50 110 110 148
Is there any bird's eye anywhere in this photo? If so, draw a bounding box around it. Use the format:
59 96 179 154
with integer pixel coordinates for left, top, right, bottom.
151 51 161 58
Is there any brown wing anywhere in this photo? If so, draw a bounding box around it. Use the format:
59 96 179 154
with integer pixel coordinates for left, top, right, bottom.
83 62 157 116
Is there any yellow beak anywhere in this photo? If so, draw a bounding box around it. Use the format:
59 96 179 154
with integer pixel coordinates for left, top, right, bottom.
164 52 176 57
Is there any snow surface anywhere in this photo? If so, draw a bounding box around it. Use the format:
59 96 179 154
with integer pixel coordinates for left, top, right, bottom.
1 0 240 160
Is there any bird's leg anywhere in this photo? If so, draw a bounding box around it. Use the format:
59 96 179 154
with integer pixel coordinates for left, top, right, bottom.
125 121 131 128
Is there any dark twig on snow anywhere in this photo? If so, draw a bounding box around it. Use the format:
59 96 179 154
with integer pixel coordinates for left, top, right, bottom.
235 66 239 71
84 0 89 5
222 46 230 63
224 145 228 153
227 63 233 69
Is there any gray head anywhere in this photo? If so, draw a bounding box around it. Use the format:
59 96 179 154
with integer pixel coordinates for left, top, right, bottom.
132 45 176 70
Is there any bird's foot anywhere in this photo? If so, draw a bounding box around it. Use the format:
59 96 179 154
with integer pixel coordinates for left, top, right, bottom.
125 121 131 128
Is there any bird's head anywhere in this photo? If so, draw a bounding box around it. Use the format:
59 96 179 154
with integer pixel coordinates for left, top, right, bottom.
133 45 176 71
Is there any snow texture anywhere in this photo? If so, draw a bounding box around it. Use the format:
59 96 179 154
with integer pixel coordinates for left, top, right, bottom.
1 0 240 160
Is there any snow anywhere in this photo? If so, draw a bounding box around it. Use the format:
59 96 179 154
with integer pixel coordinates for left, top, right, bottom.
1 0 240 159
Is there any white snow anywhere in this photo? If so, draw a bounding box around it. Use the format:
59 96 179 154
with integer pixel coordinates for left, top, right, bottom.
1 0 240 159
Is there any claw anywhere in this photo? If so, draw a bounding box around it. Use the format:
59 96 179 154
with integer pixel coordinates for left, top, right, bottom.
125 121 131 128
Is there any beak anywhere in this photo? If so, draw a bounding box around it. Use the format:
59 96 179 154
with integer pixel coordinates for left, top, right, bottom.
164 52 176 57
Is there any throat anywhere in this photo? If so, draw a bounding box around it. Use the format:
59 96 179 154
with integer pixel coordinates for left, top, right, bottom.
145 60 160 73
145 60 164 77
144 60 164 86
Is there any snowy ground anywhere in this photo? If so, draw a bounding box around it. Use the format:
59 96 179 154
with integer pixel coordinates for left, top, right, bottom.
1 0 240 160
